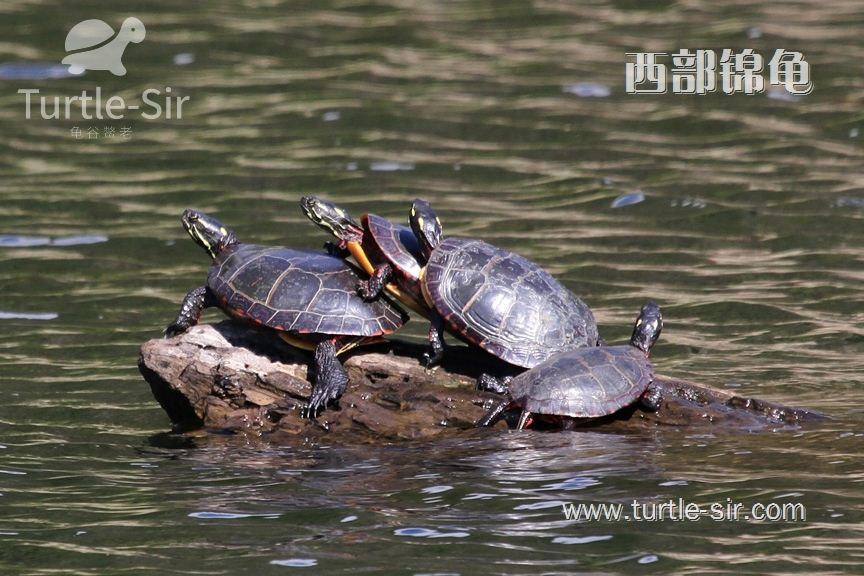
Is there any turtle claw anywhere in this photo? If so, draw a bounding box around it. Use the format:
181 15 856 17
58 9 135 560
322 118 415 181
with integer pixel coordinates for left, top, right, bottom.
422 313 445 369
163 323 185 338
304 340 349 420
422 348 443 370
300 402 315 420
165 286 210 338
164 319 193 338
303 376 343 419
302 396 338 420
357 263 391 301
476 398 511 427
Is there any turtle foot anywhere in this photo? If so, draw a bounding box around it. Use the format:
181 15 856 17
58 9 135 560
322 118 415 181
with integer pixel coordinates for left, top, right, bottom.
477 374 511 395
304 340 349 420
357 263 391 301
640 384 663 412
164 321 190 338
355 279 378 301
165 286 211 338
422 313 445 369
421 348 443 370
476 398 511 427
301 396 340 420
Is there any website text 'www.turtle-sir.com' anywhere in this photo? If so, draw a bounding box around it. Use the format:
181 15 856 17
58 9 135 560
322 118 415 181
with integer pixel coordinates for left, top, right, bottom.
562 498 806 522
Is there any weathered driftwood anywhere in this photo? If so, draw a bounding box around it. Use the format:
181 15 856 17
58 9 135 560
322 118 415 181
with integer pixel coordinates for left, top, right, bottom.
138 320 827 440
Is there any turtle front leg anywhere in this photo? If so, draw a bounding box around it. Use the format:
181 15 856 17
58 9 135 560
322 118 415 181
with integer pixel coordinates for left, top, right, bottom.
303 338 350 419
165 286 216 337
422 311 445 368
640 383 663 412
357 263 392 300
476 398 511 427
477 374 512 395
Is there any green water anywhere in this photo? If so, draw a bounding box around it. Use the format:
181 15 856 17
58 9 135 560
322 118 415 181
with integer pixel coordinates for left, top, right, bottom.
1 1 862 574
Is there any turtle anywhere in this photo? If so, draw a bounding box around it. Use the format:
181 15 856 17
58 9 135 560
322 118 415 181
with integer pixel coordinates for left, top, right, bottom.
164 209 408 417
300 196 430 318
477 301 664 429
409 198 601 368
62 17 146 76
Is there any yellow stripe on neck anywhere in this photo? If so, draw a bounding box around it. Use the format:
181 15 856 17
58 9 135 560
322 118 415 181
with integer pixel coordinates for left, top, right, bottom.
347 240 431 319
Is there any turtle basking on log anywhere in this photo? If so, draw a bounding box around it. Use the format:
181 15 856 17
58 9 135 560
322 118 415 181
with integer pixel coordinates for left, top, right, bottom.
478 302 664 429
300 196 429 318
164 209 408 417
143 203 830 438
302 196 601 371
408 198 600 368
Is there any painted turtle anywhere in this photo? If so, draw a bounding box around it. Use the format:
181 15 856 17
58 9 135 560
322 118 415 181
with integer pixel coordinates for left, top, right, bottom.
164 209 408 417
300 196 430 318
410 199 601 368
477 302 663 429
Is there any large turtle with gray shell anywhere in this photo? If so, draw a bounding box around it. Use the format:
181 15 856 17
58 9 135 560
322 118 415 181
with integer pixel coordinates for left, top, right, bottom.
477 302 664 429
410 198 600 368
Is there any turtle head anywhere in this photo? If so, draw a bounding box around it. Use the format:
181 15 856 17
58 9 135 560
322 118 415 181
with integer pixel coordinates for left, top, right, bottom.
120 17 146 44
300 196 364 245
181 209 237 259
409 198 442 260
630 301 663 355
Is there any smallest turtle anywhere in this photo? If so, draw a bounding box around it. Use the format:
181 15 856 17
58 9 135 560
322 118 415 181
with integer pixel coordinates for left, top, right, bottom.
477 302 664 430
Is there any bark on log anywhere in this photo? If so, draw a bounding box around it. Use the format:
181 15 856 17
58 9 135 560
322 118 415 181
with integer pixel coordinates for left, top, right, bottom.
138 320 827 441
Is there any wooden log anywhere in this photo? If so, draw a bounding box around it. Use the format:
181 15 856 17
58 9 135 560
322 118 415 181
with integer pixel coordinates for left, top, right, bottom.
138 320 827 440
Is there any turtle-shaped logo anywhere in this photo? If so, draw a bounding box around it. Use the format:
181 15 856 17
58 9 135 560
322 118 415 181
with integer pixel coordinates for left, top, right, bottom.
61 17 146 76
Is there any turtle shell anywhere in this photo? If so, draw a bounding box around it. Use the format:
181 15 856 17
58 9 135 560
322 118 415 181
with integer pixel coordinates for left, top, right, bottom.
65 19 115 52
363 213 423 281
423 238 599 367
510 346 653 418
358 213 430 318
208 244 406 336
